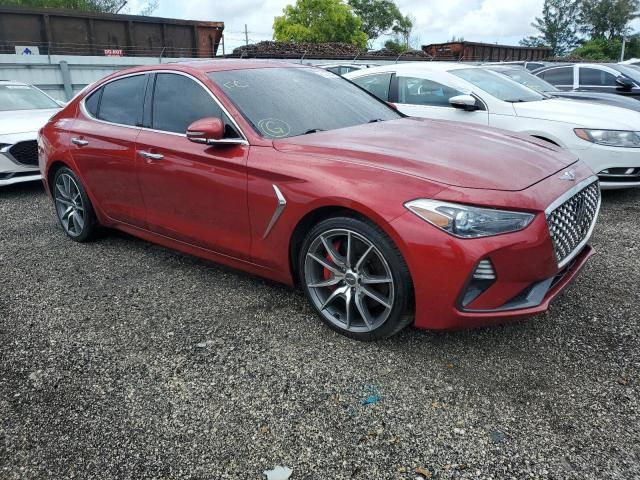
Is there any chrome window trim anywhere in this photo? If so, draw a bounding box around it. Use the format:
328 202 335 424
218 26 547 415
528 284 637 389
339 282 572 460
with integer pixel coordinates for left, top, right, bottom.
79 70 249 145
545 175 601 269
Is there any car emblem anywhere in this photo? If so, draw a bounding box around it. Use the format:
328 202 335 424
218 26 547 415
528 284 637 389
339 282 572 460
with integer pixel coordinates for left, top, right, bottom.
559 169 576 181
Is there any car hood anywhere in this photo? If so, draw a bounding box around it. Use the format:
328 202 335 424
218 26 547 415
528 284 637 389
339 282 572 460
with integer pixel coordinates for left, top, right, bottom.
274 117 576 191
547 91 640 111
512 98 640 128
0 108 60 135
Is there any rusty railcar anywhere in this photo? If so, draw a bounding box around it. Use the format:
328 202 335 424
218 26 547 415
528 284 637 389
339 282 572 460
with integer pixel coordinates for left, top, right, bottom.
422 41 552 62
0 6 224 57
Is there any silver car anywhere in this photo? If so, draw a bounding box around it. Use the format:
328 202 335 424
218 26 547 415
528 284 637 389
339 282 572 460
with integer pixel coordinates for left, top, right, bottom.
0 81 61 186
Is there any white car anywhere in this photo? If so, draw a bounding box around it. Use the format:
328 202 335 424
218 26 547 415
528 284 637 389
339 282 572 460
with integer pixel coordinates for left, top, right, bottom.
0 81 61 186
345 63 640 189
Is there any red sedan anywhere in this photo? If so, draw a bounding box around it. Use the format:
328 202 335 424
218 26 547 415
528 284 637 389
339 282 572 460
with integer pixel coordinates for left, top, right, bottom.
38 61 600 340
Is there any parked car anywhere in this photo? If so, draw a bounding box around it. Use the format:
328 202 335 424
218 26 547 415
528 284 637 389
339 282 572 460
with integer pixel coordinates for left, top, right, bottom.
346 63 640 189
317 63 379 75
483 60 550 72
39 61 600 339
533 63 640 100
0 80 61 186
484 65 640 112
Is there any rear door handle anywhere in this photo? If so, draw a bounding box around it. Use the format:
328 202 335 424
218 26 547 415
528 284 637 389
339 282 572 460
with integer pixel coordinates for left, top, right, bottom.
71 137 89 146
138 151 164 161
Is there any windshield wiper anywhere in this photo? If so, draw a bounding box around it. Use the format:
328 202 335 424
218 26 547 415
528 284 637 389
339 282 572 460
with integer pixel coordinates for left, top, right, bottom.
368 118 385 123
303 128 325 134
503 99 527 103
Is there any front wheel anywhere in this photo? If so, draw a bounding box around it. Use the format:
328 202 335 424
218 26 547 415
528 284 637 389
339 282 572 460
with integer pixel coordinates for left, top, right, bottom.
299 216 413 340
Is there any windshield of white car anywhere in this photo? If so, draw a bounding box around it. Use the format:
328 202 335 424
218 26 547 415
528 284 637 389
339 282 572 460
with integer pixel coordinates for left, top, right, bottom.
208 67 401 139
609 64 640 83
452 68 546 102
0 85 60 111
496 68 559 93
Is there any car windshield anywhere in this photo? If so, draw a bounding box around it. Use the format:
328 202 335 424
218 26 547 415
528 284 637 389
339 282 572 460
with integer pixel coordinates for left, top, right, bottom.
452 68 546 102
610 64 640 83
495 68 559 93
208 67 400 139
0 84 59 111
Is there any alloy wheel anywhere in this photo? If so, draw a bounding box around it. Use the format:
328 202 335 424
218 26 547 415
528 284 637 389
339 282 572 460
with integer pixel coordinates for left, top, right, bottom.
54 173 85 237
304 228 395 333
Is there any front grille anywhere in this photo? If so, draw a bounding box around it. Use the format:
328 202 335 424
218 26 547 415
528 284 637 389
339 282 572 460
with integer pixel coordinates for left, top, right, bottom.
8 140 38 166
546 181 600 266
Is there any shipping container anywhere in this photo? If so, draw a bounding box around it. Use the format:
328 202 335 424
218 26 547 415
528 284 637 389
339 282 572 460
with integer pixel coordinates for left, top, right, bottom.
0 6 224 58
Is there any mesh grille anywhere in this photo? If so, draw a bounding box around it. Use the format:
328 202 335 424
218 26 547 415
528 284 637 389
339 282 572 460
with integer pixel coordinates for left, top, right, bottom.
546 181 600 265
9 140 38 166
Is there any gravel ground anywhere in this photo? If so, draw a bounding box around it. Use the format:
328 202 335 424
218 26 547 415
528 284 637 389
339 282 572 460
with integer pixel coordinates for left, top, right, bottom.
1 182 638 480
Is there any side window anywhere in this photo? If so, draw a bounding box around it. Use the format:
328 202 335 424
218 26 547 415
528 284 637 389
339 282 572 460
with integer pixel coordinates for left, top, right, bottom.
351 73 392 101
98 75 146 126
152 73 228 134
84 87 102 117
397 76 464 107
539 67 573 86
579 68 617 86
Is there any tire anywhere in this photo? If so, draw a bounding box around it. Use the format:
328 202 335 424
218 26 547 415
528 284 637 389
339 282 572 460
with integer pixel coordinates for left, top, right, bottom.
52 166 97 242
299 216 413 340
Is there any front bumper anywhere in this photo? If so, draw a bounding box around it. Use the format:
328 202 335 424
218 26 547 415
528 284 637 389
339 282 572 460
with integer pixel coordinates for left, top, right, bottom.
389 169 598 330
577 144 640 189
0 132 41 186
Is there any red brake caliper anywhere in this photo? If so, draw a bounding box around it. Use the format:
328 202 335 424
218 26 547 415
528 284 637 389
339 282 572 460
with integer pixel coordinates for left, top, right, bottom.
323 239 343 290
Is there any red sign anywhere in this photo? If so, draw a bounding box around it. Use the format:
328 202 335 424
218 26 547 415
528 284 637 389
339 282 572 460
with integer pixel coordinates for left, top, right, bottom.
104 49 123 57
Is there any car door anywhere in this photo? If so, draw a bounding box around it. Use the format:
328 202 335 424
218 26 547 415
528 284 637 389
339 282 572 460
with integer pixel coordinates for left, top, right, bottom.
391 75 489 125
69 73 148 227
578 65 640 99
134 71 251 259
349 72 393 102
536 66 575 91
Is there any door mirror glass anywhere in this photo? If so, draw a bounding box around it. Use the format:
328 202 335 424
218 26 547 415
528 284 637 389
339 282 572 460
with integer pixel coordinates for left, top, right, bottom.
449 94 478 111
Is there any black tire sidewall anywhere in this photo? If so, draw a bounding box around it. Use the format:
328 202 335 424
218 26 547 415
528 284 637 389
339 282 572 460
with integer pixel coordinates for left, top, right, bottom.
53 167 96 242
299 216 413 340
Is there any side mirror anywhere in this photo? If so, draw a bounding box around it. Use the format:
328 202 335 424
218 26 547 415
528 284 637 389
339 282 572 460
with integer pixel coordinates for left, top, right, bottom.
186 117 245 146
616 76 634 91
449 94 478 111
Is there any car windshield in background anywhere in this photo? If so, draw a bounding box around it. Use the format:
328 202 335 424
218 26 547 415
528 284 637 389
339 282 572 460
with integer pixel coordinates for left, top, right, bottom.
498 69 559 93
452 68 546 102
0 85 59 111
610 64 640 83
208 67 400 139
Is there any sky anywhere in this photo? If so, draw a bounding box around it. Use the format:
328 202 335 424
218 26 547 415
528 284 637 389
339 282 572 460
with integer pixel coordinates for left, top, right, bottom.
120 0 548 52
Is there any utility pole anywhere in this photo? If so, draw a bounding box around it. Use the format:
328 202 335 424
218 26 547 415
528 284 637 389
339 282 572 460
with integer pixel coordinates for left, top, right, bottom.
244 24 249 47
621 36 627 62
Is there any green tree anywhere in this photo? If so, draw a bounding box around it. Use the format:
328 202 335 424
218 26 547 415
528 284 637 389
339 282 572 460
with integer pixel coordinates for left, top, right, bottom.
0 0 157 14
571 34 640 59
273 0 368 48
347 0 407 42
578 0 640 39
520 0 579 56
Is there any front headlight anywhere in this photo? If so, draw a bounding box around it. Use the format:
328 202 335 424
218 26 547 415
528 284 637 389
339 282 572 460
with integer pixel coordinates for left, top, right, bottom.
405 199 535 238
575 128 640 148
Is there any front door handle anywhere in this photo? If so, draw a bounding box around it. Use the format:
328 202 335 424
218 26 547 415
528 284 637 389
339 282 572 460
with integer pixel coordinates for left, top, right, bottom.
138 150 164 161
71 137 89 146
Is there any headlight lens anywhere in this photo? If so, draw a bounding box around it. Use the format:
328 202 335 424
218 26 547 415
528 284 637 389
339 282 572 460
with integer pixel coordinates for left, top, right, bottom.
405 199 535 238
575 128 640 148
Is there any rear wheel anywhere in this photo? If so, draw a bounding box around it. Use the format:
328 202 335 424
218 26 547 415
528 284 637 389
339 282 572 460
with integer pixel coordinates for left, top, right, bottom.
53 167 97 242
299 216 413 340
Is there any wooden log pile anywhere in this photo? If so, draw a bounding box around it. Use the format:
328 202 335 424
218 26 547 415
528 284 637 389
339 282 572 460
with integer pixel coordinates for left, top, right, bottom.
232 41 364 58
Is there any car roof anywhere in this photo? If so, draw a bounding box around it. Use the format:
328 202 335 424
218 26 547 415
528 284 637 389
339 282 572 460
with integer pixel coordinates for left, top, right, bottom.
159 59 306 73
0 80 28 86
